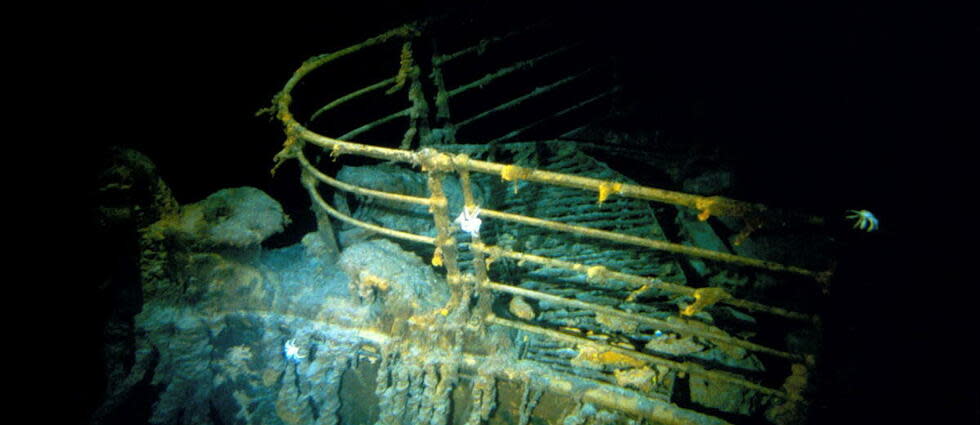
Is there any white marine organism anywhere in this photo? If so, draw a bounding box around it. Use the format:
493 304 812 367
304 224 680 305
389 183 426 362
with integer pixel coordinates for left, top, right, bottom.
846 209 879 232
454 205 482 237
284 338 306 363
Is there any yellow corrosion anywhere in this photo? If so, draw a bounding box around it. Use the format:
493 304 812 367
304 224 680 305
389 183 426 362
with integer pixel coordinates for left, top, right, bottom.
418 149 453 172
500 164 532 194
597 182 623 205
572 345 646 369
695 197 716 221
596 350 645 368
681 287 731 316
585 265 608 284
271 134 298 176
431 246 444 267
585 330 610 341
695 195 764 222
613 367 658 393
361 273 391 292
508 296 536 320
626 284 651 302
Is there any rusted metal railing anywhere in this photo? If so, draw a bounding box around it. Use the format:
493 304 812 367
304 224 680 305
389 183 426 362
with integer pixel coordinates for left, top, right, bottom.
265 18 823 422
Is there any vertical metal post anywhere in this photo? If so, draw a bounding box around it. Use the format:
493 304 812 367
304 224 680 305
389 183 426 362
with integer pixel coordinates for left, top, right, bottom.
428 39 457 145
388 39 432 151
457 165 493 323
425 170 463 313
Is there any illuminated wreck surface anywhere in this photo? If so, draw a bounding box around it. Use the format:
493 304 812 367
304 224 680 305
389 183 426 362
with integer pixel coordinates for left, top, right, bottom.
91 145 825 424
74 4 975 425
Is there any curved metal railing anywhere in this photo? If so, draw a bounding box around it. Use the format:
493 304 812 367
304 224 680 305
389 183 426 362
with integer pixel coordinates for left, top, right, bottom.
264 17 825 423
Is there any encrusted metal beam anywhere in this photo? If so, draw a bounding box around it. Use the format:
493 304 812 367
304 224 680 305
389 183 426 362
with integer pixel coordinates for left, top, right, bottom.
279 23 420 96
478 206 819 278
482 280 805 361
475 243 817 322
339 108 412 141
488 314 798 402
310 77 397 123
458 350 735 425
